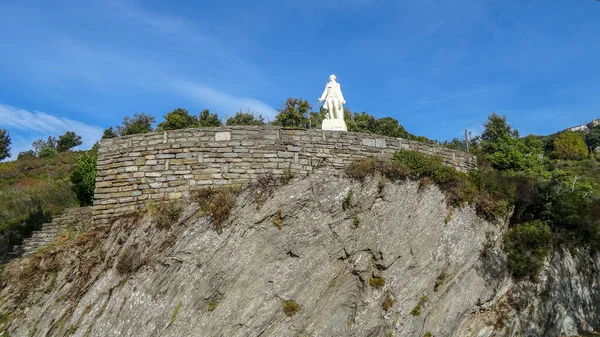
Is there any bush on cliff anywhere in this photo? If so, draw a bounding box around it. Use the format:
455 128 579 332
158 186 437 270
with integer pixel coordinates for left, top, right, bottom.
504 221 553 279
71 151 98 206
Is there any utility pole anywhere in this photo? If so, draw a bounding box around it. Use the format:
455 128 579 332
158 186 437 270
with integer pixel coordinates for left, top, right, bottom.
464 129 470 153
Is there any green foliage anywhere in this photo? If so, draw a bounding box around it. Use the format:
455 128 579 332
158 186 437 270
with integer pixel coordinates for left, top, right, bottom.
342 190 353 210
374 117 410 138
157 108 198 130
424 332 433 337
272 208 283 230
198 109 222 127
353 216 361 228
32 136 57 156
153 201 183 230
369 277 385 288
102 127 118 139
282 300 301 317
273 98 312 128
38 147 58 158
504 221 553 279
553 131 588 160
117 113 155 136
477 113 547 176
170 301 183 325
585 126 600 152
0 129 10 160
17 150 35 160
65 325 78 335
226 111 266 126
71 152 97 206
193 188 237 230
208 302 218 311
382 292 396 311
308 108 327 128
56 131 82 152
410 304 421 316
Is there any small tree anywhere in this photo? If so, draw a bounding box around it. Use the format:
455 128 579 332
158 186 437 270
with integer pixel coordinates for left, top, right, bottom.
553 132 588 160
375 117 410 138
38 147 58 158
56 131 83 152
273 98 311 128
102 127 118 139
0 129 11 160
71 152 98 206
198 109 222 127
226 111 265 126
117 113 155 135
17 150 36 160
157 108 198 130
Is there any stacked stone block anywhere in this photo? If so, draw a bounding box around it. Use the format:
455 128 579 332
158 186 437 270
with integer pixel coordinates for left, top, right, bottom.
93 126 476 223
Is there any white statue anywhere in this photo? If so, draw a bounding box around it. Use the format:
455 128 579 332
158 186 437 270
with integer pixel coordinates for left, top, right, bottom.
319 74 348 131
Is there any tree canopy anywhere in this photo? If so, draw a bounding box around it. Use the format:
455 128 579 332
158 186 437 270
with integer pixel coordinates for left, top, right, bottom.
0 129 10 161
117 113 156 136
273 98 312 128
157 108 198 130
553 131 588 160
198 109 223 127
57 131 83 152
226 111 266 126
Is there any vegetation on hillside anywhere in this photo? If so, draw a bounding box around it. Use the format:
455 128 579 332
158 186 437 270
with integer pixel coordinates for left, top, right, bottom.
0 129 10 161
0 152 79 258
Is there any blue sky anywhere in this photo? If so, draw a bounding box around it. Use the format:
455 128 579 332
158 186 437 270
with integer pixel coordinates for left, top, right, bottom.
1 0 599 157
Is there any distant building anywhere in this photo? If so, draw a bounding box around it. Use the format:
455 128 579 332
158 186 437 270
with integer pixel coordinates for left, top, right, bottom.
565 124 589 133
589 119 600 128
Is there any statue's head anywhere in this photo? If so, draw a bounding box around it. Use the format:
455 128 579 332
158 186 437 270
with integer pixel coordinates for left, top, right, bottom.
329 74 336 82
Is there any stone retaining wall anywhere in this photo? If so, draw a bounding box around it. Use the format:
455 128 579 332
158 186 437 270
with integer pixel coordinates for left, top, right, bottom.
93 126 476 223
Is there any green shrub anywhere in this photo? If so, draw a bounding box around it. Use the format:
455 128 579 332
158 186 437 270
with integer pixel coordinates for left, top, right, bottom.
410 304 421 316
272 208 283 230
382 292 395 311
282 300 301 317
71 152 97 206
153 201 183 230
342 190 353 210
369 277 385 288
38 147 58 158
194 188 237 230
353 216 361 228
504 221 553 279
208 301 218 312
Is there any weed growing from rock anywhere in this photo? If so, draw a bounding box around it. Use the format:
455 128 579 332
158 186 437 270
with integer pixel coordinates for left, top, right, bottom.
283 300 301 317
208 302 218 312
152 201 183 230
170 300 183 325
353 216 361 228
272 208 284 230
410 304 421 316
343 190 353 211
193 187 237 230
382 292 396 311
369 277 385 289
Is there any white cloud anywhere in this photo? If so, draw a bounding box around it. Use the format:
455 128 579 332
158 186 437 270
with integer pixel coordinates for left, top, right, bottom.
169 80 278 119
0 104 103 158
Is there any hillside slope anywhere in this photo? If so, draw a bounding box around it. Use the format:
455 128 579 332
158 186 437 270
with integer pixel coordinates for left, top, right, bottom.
0 169 598 337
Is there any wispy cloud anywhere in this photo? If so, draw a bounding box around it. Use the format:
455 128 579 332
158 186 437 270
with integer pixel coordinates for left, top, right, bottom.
0 104 103 158
169 80 278 119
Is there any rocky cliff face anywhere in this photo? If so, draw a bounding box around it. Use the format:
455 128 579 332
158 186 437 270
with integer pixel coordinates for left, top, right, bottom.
1 169 598 337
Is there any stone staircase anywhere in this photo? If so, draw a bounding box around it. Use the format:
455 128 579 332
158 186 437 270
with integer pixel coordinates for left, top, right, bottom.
11 207 93 258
